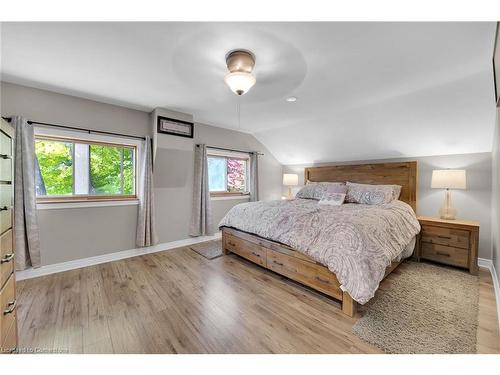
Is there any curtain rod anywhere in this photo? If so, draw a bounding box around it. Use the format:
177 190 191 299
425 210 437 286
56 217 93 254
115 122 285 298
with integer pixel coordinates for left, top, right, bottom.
2 116 146 141
198 144 264 156
2 117 261 154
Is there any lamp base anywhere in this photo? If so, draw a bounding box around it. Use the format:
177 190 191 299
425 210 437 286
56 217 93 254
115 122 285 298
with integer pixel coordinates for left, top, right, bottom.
439 190 457 220
439 207 457 220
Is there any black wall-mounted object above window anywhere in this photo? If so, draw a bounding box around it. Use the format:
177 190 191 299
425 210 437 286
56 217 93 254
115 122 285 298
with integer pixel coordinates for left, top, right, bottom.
157 116 194 138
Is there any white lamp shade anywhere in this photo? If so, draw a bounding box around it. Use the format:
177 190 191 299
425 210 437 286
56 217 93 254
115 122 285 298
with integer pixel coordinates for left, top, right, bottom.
431 169 466 190
283 174 299 186
224 71 256 95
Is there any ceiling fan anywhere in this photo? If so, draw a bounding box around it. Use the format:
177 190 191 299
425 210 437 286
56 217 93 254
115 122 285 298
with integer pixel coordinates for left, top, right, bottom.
223 49 256 96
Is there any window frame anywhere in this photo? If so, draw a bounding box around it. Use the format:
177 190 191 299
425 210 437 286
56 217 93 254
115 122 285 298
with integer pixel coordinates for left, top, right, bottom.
207 149 251 198
34 133 139 204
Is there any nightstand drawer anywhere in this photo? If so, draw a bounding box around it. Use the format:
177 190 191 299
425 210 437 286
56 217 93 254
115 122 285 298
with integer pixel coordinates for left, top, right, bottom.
421 225 469 249
421 242 469 268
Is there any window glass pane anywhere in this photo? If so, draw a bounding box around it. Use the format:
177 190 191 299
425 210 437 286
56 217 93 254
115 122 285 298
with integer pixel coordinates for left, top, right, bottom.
123 147 134 195
227 158 246 192
90 144 122 195
35 139 73 196
208 156 226 191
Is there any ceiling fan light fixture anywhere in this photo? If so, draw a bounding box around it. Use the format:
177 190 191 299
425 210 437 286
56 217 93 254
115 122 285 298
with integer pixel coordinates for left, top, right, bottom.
224 49 256 96
224 71 256 96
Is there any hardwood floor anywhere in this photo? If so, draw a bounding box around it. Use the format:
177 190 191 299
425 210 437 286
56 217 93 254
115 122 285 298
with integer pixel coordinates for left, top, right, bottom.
15 244 500 354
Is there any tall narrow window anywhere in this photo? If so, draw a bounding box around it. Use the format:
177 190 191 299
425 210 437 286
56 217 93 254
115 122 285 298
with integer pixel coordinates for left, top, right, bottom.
35 135 137 202
207 149 250 196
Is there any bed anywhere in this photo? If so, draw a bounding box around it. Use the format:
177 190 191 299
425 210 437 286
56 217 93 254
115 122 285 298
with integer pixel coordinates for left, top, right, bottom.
219 161 420 317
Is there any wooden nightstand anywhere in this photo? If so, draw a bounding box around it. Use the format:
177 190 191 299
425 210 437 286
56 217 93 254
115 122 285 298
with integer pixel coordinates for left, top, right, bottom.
416 216 479 275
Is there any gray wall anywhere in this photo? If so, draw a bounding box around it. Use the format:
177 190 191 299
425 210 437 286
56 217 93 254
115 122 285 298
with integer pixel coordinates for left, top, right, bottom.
492 108 500 284
153 112 282 243
284 152 493 260
1 82 282 265
1 82 150 265
2 80 495 267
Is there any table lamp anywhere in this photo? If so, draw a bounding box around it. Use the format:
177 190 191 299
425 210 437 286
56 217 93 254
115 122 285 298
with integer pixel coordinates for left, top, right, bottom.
431 169 466 220
283 174 299 199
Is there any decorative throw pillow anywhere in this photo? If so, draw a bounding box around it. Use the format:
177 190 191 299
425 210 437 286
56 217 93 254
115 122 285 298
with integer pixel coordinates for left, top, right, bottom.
318 193 346 206
296 182 345 200
322 183 348 199
345 182 401 205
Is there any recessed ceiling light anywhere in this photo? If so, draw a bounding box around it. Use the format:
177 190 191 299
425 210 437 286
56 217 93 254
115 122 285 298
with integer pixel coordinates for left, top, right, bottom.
286 96 297 102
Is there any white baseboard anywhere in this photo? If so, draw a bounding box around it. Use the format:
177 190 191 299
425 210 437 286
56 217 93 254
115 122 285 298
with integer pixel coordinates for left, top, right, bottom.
16 232 222 281
478 257 500 327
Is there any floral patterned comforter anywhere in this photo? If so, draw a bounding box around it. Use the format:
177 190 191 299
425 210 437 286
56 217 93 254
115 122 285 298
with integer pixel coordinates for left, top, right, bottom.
219 199 421 304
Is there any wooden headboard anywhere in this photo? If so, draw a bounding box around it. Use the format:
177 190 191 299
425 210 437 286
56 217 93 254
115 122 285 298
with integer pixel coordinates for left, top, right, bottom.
304 161 418 212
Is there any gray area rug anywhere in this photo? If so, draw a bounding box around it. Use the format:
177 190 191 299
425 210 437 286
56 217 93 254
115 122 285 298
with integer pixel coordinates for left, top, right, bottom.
352 261 479 354
190 240 223 260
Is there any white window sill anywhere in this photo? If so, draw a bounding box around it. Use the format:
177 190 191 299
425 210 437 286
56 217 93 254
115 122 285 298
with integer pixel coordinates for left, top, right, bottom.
211 195 251 201
37 200 139 210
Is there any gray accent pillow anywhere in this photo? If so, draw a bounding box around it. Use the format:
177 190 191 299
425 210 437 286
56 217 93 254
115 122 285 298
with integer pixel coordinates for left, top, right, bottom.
346 182 401 205
296 182 346 200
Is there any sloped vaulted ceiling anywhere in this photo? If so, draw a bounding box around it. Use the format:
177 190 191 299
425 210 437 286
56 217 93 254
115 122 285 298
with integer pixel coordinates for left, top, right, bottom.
1 22 497 164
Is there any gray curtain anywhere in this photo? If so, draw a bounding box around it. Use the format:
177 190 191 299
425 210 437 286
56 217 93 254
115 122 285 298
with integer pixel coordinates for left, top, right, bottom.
136 137 158 247
249 152 259 202
189 144 213 236
13 116 41 270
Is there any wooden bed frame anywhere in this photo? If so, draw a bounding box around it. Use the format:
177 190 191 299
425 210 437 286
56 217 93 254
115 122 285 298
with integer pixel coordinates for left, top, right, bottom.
222 161 418 317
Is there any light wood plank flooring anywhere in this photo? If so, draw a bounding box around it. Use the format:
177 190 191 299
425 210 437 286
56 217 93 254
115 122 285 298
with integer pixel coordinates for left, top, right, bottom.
15 245 500 353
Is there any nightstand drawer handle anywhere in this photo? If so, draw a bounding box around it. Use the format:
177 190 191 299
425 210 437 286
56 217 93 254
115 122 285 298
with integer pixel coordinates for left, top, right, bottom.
251 252 261 258
436 251 450 257
437 235 451 240
272 260 284 266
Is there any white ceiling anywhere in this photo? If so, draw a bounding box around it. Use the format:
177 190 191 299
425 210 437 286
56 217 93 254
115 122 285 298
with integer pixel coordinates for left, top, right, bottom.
1 22 497 164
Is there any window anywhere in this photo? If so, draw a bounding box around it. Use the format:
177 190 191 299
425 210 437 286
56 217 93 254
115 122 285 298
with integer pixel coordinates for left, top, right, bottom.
207 149 250 196
35 135 137 202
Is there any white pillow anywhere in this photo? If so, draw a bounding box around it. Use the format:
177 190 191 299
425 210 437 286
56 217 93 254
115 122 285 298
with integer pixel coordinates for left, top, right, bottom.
318 193 346 206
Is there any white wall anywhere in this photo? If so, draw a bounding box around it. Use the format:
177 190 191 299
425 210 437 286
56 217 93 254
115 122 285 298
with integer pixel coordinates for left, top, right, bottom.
284 152 493 260
1 82 282 265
